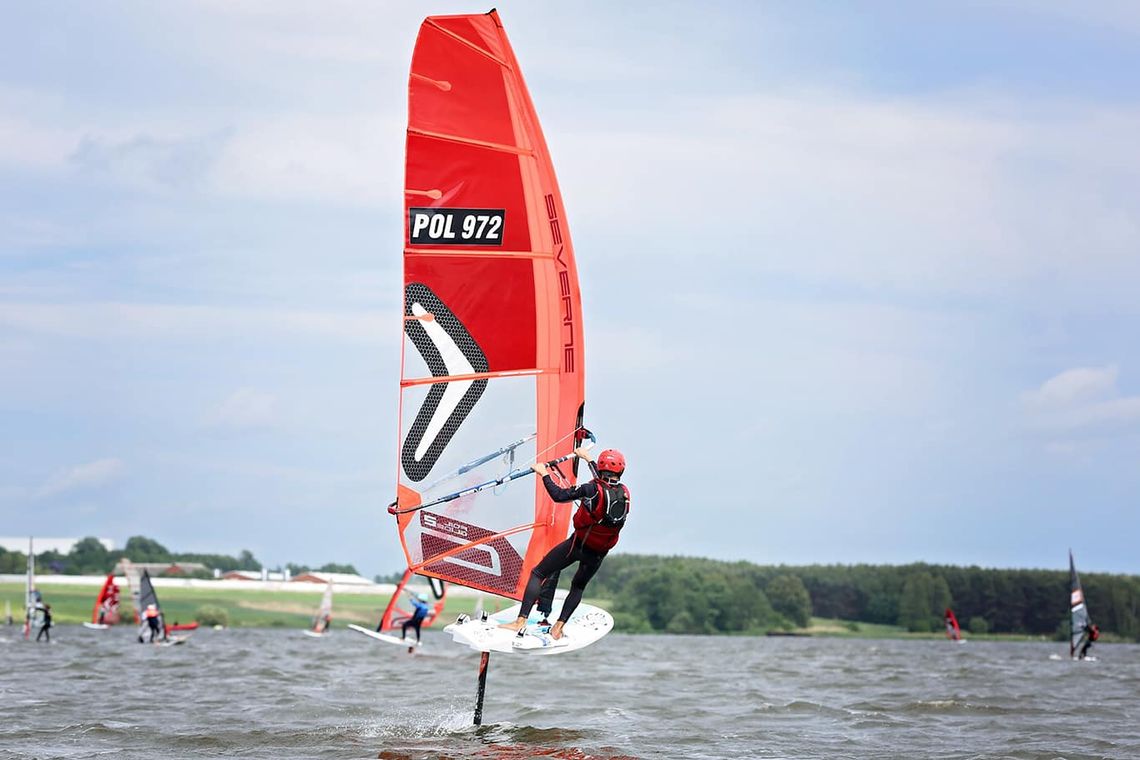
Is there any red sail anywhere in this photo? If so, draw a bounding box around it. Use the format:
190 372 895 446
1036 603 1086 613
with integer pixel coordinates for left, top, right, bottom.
944 608 961 641
393 11 585 600
91 574 121 625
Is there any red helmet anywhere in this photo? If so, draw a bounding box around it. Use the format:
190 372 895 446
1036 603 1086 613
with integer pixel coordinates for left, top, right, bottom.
596 449 626 476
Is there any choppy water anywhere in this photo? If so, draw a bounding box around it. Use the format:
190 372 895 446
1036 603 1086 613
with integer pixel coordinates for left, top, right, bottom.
2 627 1138 759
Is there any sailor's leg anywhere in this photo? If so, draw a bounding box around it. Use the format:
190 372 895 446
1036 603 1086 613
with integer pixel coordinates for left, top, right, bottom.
553 548 605 637
500 537 576 631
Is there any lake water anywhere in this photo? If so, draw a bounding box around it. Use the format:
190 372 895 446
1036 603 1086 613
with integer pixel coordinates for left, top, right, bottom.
2 626 1137 759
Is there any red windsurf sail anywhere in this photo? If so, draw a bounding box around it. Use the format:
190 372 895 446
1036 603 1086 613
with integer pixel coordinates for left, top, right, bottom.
944 608 961 641
91 574 121 625
391 11 586 601
378 569 448 632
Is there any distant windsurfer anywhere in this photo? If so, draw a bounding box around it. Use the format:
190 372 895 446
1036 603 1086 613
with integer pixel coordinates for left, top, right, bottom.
500 447 629 641
401 591 431 650
139 603 164 643
35 603 52 643
1079 623 1100 659
97 583 120 624
315 613 331 633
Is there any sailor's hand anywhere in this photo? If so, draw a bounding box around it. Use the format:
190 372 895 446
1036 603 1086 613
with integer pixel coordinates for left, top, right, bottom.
574 447 593 462
531 462 549 476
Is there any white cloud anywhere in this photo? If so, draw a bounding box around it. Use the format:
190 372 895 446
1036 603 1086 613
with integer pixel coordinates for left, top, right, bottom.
1023 365 1140 433
557 90 1140 307
69 130 231 191
211 113 401 206
0 302 393 344
205 388 279 431
1023 365 1118 408
37 458 125 498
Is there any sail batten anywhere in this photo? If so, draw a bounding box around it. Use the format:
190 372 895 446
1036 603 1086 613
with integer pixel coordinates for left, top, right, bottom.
393 10 584 601
401 368 548 387
406 127 533 156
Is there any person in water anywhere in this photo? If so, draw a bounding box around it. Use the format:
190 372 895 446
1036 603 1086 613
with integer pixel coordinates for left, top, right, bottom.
1079 623 1100 659
35 603 52 643
401 591 431 650
500 446 630 641
139 603 164 643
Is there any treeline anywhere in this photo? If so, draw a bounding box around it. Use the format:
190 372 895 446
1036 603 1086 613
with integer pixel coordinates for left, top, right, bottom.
589 555 1140 640
0 536 357 578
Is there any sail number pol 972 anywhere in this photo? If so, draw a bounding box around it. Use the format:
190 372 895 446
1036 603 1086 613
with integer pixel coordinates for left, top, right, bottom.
409 208 504 246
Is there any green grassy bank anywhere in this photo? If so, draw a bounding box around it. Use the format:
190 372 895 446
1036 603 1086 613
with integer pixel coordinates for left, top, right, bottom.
0 583 500 629
803 617 1055 640
2 584 1069 640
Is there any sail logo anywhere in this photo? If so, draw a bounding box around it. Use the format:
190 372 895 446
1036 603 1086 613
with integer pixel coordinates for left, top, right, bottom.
422 511 469 539
409 208 504 246
401 284 489 482
545 193 575 372
418 513 525 593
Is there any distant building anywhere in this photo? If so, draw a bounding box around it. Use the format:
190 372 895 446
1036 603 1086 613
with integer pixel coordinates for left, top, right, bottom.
112 561 209 576
291 571 374 586
0 537 115 554
220 569 290 582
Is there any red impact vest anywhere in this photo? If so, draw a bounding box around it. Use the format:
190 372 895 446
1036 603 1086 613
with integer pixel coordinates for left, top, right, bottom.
572 479 630 552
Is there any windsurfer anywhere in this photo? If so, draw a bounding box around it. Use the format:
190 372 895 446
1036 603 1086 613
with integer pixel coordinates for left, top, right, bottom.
139 603 164 643
401 592 431 649
35 603 52 643
316 613 331 633
1079 623 1100 659
97 584 119 624
500 447 629 640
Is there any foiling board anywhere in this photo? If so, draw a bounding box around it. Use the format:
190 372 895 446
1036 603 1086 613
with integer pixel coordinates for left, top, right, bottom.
444 602 612 656
347 623 422 648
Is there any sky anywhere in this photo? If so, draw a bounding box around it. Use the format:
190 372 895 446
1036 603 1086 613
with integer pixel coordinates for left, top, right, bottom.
2 1 1139 577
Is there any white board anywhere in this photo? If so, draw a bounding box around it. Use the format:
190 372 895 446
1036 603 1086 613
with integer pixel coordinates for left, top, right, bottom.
82 622 110 630
347 623 423 648
301 629 329 638
444 601 612 656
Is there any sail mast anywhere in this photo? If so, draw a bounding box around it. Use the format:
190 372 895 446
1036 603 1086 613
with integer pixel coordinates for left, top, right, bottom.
23 537 34 640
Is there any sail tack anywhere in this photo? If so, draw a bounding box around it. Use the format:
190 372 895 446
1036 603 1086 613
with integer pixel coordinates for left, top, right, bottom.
393 11 585 600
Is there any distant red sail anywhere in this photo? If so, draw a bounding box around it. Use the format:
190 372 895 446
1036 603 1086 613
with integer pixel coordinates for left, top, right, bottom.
91 573 121 625
944 608 961 641
392 11 586 600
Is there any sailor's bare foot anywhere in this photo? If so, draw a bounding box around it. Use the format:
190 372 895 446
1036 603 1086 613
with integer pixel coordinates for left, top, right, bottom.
498 616 527 632
550 621 565 640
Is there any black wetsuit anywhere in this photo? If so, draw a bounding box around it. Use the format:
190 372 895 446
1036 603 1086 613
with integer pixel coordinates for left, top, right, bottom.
1079 626 1098 659
35 607 52 643
145 615 162 642
536 574 559 621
